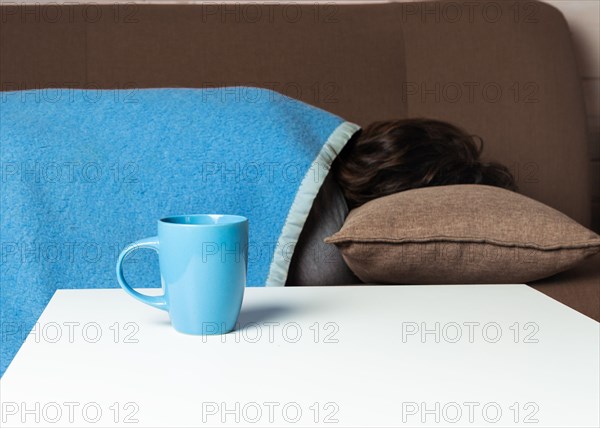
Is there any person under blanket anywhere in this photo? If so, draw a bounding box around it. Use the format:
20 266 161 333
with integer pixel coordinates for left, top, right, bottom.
286 118 517 286
333 118 517 209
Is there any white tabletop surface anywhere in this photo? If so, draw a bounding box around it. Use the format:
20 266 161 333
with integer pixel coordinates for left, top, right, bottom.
1 284 598 427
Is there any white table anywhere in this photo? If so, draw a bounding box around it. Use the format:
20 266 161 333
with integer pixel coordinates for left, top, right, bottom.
1 285 598 427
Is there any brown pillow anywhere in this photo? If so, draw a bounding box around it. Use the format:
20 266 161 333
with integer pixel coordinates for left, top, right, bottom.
324 185 600 284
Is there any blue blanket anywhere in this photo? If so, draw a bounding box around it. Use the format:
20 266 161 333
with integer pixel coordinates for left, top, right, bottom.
0 87 359 375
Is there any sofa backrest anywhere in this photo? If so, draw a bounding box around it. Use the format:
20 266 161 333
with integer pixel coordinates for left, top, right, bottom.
0 1 590 226
398 0 591 227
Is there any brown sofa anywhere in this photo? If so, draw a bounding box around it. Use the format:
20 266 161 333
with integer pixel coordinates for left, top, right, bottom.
1 1 598 320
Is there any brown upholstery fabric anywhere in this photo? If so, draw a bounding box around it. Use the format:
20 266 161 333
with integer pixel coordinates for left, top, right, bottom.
392 1 598 321
1 2 597 319
0 4 408 125
529 253 600 321
325 185 600 284
397 1 591 227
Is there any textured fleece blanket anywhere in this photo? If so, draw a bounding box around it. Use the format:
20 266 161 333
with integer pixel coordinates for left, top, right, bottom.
0 87 359 375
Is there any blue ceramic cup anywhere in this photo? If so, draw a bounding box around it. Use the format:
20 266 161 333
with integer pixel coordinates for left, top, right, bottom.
116 214 248 335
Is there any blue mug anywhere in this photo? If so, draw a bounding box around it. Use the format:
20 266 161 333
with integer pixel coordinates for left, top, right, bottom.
116 214 248 335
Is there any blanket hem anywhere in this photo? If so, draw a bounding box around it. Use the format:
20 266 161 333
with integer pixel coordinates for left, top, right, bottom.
265 121 361 287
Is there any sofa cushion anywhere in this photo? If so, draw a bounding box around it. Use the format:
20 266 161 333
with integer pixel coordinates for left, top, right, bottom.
530 253 600 321
325 185 600 284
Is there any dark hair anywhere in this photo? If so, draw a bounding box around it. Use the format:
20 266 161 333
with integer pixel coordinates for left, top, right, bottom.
333 118 516 209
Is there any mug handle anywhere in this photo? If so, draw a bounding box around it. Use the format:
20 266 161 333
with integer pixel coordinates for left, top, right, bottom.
116 237 168 311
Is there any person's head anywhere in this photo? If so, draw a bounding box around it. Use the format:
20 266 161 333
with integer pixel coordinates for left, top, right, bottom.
333 118 516 209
